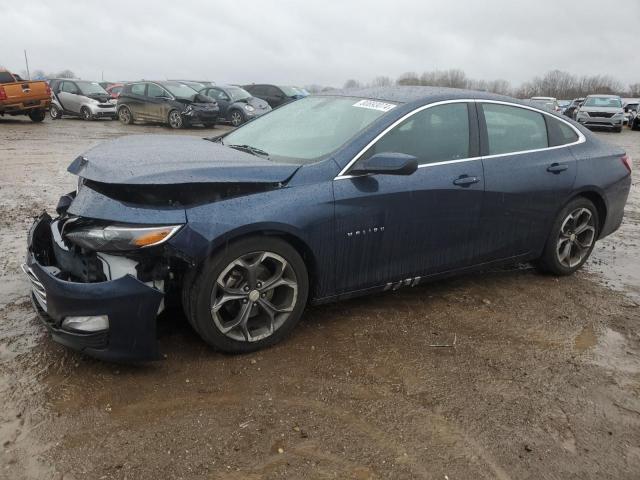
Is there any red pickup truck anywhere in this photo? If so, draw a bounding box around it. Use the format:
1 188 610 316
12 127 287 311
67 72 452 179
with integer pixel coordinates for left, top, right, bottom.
0 69 51 122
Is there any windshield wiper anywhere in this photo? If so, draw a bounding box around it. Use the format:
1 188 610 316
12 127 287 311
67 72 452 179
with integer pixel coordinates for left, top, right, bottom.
228 144 270 158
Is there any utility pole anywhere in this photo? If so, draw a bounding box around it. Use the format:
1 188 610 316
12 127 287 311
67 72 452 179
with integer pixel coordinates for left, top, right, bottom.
24 50 31 80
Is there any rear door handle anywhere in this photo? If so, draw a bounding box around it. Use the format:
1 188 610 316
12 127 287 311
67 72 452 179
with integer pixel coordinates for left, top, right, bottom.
547 163 569 174
453 175 480 187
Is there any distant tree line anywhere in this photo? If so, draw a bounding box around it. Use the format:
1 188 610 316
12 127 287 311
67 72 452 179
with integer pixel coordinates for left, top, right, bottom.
341 69 640 99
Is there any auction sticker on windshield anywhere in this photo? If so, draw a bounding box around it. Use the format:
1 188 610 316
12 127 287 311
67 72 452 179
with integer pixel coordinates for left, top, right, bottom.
352 99 396 112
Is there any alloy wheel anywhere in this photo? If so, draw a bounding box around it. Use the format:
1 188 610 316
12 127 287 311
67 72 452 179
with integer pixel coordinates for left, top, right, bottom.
50 105 61 119
119 107 131 124
210 251 298 342
556 207 596 268
169 110 182 128
230 111 243 127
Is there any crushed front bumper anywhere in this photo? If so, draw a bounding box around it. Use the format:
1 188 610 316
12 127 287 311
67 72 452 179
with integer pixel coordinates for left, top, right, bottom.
24 213 164 362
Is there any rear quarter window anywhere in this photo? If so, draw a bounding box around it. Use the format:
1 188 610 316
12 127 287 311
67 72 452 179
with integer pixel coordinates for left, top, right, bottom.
131 84 146 96
482 103 548 155
546 116 579 147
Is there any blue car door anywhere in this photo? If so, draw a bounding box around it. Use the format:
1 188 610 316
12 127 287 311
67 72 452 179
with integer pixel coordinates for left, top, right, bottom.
333 101 485 294
477 102 578 261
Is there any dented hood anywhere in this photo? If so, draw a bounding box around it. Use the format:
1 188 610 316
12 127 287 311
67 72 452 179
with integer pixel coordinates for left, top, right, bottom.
68 135 299 185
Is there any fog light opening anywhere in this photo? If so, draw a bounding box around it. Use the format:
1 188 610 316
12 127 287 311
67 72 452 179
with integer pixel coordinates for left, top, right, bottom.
62 315 109 332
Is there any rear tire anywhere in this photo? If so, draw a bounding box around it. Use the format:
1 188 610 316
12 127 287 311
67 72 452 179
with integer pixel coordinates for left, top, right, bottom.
186 236 309 353
49 105 62 120
537 197 599 276
28 109 45 122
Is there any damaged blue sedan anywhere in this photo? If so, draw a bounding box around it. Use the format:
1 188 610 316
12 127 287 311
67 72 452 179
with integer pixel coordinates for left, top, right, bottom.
24 87 632 362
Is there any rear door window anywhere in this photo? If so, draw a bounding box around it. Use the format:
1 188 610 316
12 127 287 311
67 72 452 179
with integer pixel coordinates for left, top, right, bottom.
481 103 548 155
130 83 146 96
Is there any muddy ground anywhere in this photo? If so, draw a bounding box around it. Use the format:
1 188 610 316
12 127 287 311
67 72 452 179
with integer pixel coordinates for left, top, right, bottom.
0 117 639 480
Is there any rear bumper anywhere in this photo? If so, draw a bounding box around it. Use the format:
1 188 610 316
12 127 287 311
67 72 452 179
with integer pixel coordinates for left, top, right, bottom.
24 214 163 362
0 98 50 114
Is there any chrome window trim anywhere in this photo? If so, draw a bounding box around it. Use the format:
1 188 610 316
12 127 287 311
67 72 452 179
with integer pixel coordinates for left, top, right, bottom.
334 98 586 180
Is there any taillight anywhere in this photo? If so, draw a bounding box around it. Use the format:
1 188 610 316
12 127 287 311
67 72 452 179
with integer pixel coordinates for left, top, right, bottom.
621 153 633 174
46 84 51 96
0 86 6 101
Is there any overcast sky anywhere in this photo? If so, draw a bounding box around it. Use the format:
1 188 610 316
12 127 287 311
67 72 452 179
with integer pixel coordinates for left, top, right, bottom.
3 0 639 88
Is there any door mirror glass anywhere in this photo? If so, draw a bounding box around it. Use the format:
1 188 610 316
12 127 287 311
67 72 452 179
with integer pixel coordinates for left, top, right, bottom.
350 153 418 176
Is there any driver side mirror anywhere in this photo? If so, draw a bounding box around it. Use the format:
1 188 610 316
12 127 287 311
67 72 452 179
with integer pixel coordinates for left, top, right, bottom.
350 152 418 176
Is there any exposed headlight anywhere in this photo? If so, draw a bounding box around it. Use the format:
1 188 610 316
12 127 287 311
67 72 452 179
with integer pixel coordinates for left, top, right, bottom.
65 224 182 251
244 105 255 112
183 105 193 113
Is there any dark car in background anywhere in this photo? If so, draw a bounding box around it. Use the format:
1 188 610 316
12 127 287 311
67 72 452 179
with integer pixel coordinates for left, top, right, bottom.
23 87 631 362
200 85 271 126
242 84 306 108
116 81 219 128
623 100 639 126
563 98 585 120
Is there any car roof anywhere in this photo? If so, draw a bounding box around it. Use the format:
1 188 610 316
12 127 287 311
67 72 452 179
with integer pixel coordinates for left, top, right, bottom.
317 86 522 105
585 94 620 98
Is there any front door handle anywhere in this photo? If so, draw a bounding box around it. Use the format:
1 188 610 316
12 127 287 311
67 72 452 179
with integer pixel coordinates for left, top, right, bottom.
453 175 480 187
547 163 569 174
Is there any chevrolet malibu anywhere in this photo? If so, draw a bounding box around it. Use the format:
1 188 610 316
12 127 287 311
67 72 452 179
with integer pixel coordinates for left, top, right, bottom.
24 87 632 362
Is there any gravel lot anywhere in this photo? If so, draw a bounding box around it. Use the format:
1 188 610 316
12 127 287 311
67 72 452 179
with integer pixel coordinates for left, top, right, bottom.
0 117 639 480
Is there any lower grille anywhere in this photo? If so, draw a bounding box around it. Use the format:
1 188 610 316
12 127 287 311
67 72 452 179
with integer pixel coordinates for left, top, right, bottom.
589 112 614 118
22 264 47 310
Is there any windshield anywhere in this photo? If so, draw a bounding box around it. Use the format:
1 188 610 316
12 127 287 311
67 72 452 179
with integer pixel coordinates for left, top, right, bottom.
77 81 108 95
584 96 622 108
163 83 199 100
280 86 300 97
222 96 397 164
227 86 252 101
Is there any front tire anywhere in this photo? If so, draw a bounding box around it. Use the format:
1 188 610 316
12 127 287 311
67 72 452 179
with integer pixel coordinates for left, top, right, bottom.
168 110 183 129
80 107 93 121
28 109 45 122
186 237 309 353
538 197 599 276
229 109 244 127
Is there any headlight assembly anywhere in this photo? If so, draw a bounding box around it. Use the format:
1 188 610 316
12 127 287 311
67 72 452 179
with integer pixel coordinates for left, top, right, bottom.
65 224 182 251
244 105 255 112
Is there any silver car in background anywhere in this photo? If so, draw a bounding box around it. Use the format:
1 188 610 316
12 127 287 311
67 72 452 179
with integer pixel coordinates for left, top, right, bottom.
530 96 559 112
48 79 117 120
576 94 624 132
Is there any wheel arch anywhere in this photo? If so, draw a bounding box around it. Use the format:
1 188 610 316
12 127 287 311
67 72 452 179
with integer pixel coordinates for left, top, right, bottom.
202 225 319 298
568 188 608 236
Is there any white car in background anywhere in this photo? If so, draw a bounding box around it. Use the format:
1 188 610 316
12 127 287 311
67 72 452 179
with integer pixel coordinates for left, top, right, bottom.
530 96 560 112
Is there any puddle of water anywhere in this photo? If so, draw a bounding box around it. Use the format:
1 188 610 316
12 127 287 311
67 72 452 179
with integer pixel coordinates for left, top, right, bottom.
574 324 597 352
591 328 640 376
